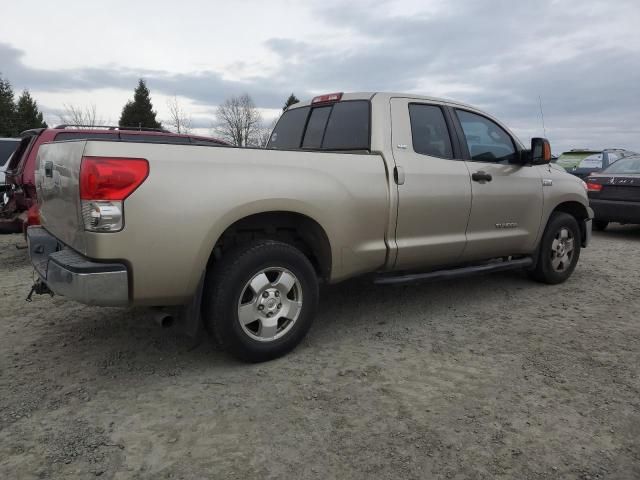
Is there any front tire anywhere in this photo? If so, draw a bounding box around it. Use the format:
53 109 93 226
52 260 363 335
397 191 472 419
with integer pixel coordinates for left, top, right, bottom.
530 212 581 285
203 240 319 362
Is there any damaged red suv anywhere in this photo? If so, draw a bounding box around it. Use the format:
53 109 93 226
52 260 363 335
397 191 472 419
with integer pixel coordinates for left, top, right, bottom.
0 125 227 234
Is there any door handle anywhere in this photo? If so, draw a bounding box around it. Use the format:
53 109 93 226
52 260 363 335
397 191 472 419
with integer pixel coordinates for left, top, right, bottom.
394 166 405 185
44 161 53 178
472 171 492 182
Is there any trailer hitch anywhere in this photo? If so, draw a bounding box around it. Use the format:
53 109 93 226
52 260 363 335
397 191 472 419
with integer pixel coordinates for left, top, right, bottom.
26 279 53 302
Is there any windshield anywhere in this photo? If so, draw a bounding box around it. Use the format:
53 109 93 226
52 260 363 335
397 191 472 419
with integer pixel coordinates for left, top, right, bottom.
556 152 598 169
577 153 603 169
603 156 640 174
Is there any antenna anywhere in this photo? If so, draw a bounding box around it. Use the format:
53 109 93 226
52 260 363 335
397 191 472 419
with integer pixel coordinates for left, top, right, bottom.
538 95 547 138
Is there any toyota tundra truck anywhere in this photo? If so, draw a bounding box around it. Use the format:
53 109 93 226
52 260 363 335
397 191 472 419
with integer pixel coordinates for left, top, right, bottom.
27 92 593 362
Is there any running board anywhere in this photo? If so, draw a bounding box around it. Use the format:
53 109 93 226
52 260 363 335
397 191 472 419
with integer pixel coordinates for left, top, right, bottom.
374 257 534 286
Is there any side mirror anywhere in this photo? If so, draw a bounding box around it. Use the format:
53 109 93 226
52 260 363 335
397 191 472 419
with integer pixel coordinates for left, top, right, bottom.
531 137 552 165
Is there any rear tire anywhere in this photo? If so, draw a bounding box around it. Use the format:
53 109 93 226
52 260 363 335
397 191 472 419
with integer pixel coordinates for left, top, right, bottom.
593 220 609 231
203 240 319 362
530 212 581 285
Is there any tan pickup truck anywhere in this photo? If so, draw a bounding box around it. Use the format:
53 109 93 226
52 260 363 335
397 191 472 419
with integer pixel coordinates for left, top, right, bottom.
27 92 592 362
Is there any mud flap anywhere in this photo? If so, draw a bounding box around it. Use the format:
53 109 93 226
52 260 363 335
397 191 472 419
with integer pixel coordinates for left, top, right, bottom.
180 271 206 346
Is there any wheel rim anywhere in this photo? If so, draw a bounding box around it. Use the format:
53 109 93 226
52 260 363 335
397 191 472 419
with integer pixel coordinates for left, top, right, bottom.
237 267 303 342
550 227 575 272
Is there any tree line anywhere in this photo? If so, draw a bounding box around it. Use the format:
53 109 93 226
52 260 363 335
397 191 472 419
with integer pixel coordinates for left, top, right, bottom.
0 74 300 147
0 75 48 136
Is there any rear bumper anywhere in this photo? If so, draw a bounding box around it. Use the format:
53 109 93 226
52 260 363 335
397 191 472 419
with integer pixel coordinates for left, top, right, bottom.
590 199 640 224
27 226 129 306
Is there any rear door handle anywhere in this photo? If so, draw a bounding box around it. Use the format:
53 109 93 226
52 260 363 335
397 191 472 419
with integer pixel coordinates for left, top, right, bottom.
472 171 492 182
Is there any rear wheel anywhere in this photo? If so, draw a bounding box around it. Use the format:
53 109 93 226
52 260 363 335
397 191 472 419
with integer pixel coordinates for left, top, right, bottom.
593 220 609 231
203 240 319 362
530 212 581 285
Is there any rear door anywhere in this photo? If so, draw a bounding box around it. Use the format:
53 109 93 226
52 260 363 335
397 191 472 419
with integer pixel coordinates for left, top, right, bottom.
452 108 542 261
390 98 472 270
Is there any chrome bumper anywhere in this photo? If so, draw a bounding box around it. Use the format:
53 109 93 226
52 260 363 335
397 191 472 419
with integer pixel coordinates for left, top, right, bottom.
27 226 129 306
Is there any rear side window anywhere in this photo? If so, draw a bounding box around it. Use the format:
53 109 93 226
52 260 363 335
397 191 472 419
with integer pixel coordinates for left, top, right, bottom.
268 100 370 151
456 110 517 164
54 132 117 141
190 137 224 146
0 140 19 167
408 104 453 159
120 134 190 144
269 107 310 149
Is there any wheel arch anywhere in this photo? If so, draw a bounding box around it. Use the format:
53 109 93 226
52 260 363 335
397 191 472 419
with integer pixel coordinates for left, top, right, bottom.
206 210 333 282
544 200 592 248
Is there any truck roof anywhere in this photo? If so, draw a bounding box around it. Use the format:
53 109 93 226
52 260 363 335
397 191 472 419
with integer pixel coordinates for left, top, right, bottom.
288 92 477 110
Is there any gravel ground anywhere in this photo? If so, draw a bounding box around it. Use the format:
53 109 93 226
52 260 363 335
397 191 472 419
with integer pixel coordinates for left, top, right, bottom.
0 227 639 479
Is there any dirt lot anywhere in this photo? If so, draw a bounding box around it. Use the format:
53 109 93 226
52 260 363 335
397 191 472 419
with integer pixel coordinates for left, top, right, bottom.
0 228 639 480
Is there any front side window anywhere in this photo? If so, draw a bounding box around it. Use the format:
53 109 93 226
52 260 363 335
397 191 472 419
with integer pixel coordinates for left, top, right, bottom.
408 104 453 159
456 110 517 163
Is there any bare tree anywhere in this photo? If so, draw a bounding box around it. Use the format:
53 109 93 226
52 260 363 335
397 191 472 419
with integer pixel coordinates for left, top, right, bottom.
213 94 262 147
58 104 105 128
166 95 192 134
256 117 279 147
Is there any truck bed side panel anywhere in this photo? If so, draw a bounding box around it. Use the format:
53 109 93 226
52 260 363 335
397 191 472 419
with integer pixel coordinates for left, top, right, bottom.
36 141 390 305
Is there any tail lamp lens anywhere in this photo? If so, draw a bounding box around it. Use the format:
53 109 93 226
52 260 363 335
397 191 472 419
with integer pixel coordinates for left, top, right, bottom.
80 156 148 200
586 182 602 192
79 156 148 232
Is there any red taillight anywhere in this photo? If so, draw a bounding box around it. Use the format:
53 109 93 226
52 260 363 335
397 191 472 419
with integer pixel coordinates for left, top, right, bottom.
311 92 343 104
586 181 602 192
80 156 149 200
27 204 40 226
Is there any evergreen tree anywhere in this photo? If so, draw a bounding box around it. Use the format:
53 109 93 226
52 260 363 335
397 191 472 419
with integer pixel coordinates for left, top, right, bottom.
15 90 47 133
0 75 17 136
283 93 300 111
119 79 162 129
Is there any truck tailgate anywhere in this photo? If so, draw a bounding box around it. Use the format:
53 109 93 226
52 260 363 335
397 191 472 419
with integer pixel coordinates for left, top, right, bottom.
35 141 88 253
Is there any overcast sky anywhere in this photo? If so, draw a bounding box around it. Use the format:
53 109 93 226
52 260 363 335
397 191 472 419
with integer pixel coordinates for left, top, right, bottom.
2 0 640 153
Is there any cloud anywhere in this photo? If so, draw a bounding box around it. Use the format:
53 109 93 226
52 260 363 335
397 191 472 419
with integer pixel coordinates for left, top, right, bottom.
2 0 640 152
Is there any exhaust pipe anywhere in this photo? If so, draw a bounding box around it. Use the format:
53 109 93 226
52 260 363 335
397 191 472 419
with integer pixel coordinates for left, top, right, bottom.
153 310 174 328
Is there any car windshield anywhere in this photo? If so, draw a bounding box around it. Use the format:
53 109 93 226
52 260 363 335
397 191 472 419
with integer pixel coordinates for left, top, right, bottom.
578 154 603 169
556 152 598 169
602 156 640 174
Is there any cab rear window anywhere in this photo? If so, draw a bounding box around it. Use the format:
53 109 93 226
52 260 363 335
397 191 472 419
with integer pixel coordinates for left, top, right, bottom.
268 100 370 151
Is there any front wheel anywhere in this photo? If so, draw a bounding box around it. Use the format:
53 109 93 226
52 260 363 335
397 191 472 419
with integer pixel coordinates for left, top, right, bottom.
203 240 319 362
530 212 581 285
